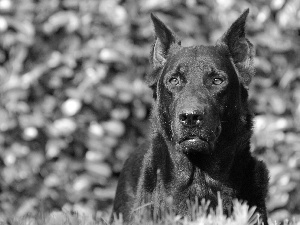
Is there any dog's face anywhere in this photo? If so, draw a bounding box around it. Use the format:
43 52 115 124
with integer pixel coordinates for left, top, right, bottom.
147 10 254 155
162 46 240 154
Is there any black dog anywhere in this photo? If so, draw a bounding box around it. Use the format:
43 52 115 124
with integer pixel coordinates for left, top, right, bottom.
112 9 269 224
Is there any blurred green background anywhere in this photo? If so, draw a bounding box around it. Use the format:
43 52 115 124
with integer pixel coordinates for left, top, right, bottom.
0 0 300 222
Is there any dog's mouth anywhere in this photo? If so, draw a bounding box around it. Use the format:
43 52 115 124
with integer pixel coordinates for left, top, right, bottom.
179 136 207 144
178 136 210 154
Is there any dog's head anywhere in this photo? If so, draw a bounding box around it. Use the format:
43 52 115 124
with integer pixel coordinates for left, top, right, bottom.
147 10 254 156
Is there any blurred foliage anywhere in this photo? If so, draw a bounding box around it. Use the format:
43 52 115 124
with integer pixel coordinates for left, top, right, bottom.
0 0 299 222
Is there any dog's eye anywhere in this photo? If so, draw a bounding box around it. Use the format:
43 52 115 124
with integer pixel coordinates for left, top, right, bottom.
212 78 224 85
169 77 180 86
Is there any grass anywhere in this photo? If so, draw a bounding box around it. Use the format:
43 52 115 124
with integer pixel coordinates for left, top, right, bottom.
1 196 299 225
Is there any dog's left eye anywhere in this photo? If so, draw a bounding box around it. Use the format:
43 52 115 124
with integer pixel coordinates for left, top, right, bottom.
169 77 180 86
212 78 224 85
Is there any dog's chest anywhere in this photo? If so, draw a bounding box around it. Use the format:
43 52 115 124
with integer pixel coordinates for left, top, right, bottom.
165 168 236 214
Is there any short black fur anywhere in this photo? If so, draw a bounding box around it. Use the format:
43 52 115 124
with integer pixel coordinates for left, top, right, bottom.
111 9 269 225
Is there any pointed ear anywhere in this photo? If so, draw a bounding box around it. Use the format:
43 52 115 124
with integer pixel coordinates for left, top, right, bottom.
150 14 180 68
218 9 254 88
146 14 181 88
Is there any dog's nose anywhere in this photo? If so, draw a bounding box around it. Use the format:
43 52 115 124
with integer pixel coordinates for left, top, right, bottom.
179 110 203 127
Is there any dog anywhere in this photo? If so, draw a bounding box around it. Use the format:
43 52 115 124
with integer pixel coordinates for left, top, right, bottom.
111 9 269 224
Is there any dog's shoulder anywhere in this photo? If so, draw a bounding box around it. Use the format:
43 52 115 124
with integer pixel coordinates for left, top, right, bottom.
119 141 150 187
250 157 269 198
236 154 269 204
244 157 269 223
112 141 150 220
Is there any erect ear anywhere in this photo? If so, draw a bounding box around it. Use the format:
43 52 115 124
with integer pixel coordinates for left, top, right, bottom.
150 14 180 68
218 9 254 88
146 14 181 87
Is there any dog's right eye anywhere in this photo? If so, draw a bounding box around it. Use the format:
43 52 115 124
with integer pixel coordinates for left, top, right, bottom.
212 78 224 85
169 77 180 86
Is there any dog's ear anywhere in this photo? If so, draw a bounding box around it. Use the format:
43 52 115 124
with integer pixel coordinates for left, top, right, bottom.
218 9 254 88
150 14 179 68
146 14 181 88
